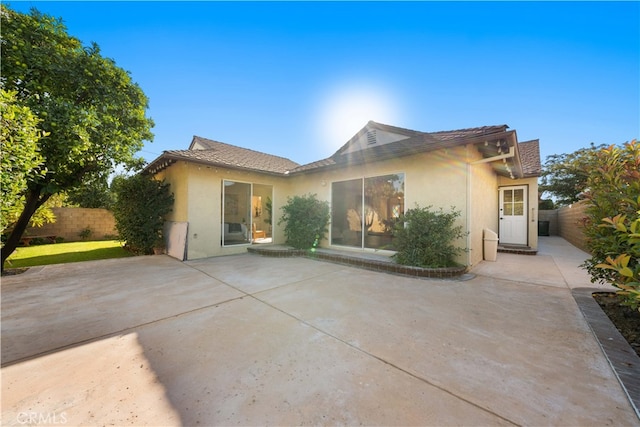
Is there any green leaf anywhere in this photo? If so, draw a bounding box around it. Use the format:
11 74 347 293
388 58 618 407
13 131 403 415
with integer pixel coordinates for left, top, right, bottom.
620 267 634 278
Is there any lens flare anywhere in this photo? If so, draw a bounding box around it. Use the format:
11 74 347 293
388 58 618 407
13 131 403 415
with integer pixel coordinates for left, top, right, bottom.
314 81 401 155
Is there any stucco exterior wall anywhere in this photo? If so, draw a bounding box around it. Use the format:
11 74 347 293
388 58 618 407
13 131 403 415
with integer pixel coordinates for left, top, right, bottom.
156 163 189 222
155 144 538 265
469 149 500 266
159 161 293 260
292 147 498 265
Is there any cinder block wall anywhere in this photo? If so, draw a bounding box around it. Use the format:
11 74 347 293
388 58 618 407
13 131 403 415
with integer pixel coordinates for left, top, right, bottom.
24 208 117 242
557 201 589 253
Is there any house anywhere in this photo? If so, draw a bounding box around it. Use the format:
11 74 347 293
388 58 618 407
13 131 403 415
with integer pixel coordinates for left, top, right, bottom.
144 121 541 266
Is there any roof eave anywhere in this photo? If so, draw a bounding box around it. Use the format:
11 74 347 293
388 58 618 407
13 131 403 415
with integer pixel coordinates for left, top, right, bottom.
144 152 290 177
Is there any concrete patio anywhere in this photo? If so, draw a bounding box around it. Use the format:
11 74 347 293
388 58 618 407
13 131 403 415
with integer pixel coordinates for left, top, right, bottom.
1 237 638 426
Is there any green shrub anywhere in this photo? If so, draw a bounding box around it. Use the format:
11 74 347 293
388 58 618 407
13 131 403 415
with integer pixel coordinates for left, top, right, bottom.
112 174 174 255
392 205 466 268
278 194 330 250
79 226 92 241
29 237 47 246
582 141 640 311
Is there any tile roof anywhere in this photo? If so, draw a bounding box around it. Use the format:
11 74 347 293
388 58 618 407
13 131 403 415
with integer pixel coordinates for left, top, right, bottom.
154 136 300 175
144 122 541 179
290 122 513 174
428 124 510 141
518 139 542 177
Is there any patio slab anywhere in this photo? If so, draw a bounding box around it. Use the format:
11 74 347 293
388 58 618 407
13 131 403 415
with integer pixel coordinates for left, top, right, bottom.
1 238 638 426
1 256 243 365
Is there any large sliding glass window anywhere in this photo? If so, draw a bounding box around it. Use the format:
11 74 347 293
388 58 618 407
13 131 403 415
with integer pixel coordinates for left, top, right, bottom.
331 179 363 248
331 173 404 250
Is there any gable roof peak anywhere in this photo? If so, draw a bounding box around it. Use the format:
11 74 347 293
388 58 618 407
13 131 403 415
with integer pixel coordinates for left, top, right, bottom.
366 120 425 136
332 121 425 158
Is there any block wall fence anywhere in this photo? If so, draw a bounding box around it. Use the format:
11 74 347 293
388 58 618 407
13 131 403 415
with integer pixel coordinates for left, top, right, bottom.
24 207 117 242
539 200 589 253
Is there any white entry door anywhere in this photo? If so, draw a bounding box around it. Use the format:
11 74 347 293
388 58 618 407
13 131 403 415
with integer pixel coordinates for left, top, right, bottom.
499 186 528 245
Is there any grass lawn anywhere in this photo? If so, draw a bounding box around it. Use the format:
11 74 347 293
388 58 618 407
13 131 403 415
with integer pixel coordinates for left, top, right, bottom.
3 240 133 270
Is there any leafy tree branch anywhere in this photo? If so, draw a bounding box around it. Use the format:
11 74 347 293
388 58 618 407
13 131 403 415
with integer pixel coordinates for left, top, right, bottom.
0 5 154 268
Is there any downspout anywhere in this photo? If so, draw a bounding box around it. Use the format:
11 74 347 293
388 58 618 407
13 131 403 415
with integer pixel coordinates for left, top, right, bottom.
466 146 472 267
466 145 516 266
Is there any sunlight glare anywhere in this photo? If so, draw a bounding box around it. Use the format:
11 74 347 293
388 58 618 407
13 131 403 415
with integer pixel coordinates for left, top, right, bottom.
315 82 400 154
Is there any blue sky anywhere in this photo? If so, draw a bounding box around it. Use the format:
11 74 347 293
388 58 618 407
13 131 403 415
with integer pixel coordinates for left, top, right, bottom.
7 1 640 167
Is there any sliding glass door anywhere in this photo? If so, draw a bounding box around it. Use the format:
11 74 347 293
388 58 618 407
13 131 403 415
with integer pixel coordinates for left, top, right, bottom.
331 173 404 250
222 181 252 246
222 180 273 246
331 179 363 248
251 183 272 243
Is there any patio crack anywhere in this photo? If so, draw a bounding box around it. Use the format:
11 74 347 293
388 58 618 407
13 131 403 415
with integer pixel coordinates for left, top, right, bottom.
186 263 520 425
250 293 521 426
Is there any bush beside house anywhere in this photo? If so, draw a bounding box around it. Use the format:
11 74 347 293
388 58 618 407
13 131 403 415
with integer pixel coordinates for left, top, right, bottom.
112 174 174 255
392 205 466 268
278 194 330 250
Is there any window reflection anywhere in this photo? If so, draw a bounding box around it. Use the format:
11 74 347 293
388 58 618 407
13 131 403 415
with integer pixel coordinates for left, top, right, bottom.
331 174 405 250
222 181 251 245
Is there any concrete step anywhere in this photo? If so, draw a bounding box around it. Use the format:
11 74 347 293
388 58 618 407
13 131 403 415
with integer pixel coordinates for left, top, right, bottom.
498 245 537 255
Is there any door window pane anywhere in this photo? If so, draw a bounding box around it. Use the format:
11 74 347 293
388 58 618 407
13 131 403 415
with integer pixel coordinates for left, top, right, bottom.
514 203 524 216
222 181 251 245
504 204 513 216
504 190 513 203
514 189 524 203
502 188 525 216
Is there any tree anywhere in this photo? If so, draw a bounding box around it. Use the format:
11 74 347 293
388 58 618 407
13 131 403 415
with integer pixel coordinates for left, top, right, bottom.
581 141 640 311
112 174 173 254
539 144 605 206
0 89 45 235
66 175 115 209
0 5 153 268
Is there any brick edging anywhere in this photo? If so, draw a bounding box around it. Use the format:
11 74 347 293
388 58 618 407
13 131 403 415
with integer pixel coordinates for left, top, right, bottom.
247 246 467 278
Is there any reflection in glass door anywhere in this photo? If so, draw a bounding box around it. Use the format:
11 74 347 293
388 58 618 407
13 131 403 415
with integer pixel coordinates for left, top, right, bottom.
222 181 273 246
222 180 251 246
331 174 404 250
331 179 363 248
364 174 404 250
251 183 273 244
